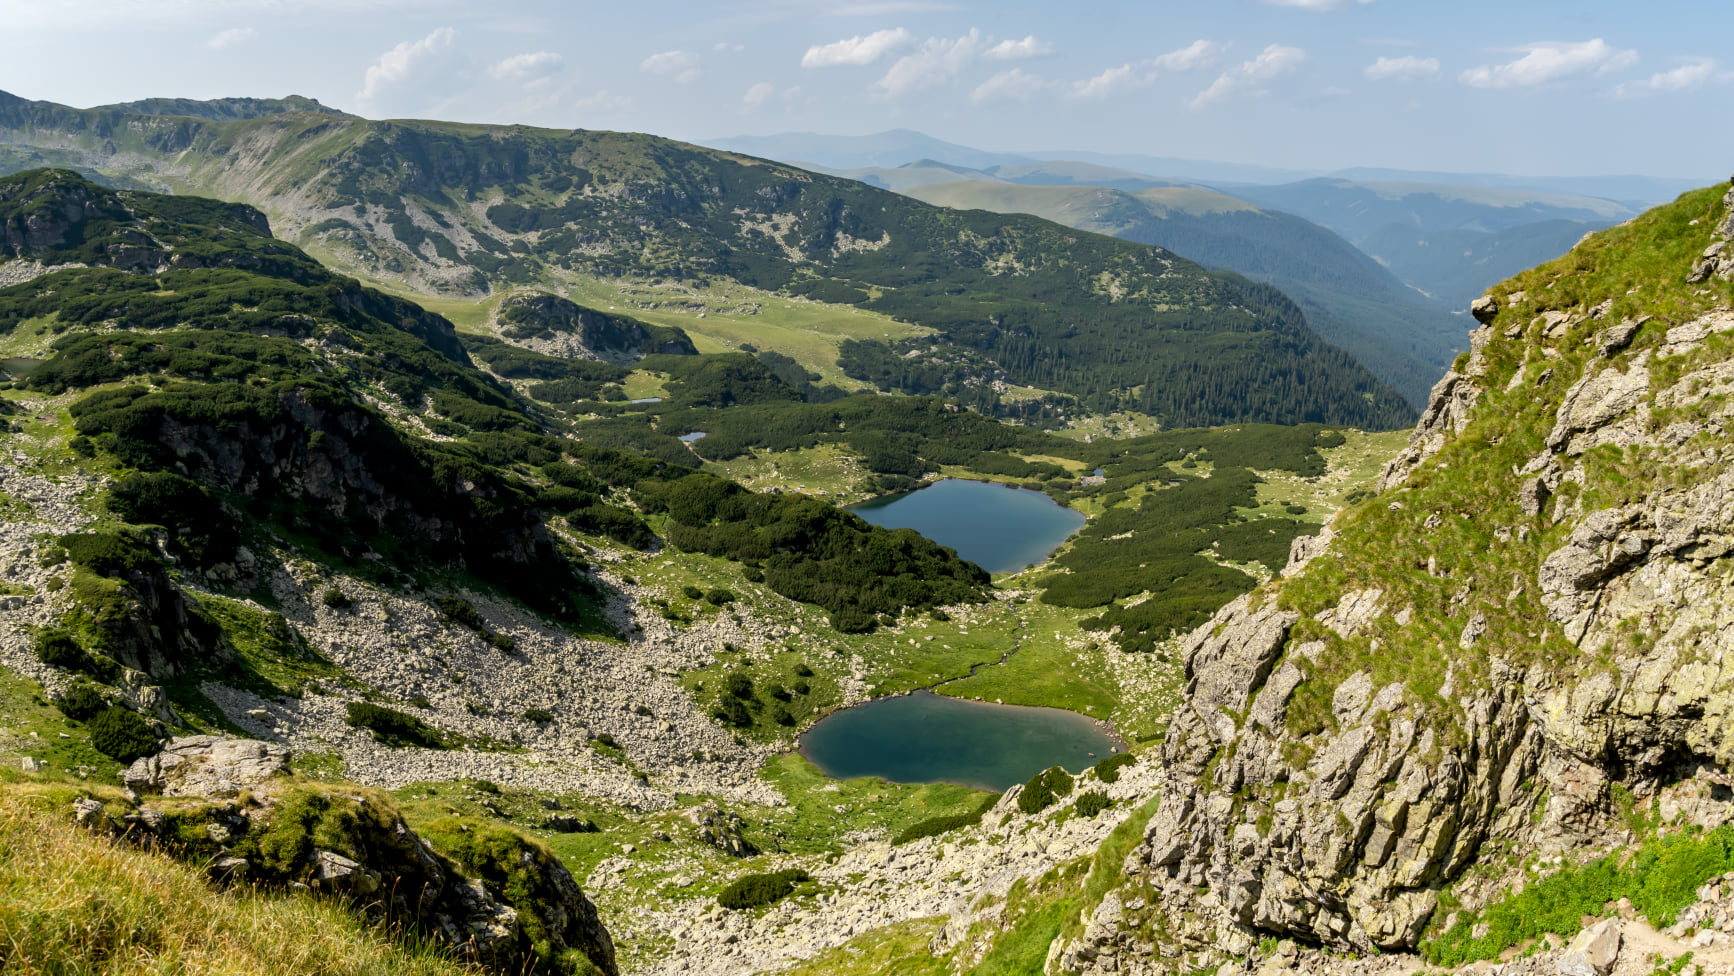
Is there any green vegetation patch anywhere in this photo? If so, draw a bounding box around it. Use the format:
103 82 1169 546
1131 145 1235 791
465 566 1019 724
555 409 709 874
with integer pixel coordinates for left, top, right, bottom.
1094 752 1138 784
87 706 159 762
345 701 447 749
1425 824 1734 966
893 793 1002 845
717 868 812 910
1017 766 1075 815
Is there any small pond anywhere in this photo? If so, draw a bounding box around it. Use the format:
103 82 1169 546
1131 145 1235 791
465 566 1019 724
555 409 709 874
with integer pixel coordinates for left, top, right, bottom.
678 431 707 443
629 396 663 404
847 478 1085 574
1 357 44 379
799 691 1118 791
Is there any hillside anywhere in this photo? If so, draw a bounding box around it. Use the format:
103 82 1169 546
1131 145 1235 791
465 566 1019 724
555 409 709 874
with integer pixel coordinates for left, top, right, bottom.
0 89 1413 431
592 180 1734 976
1048 179 1734 968
0 165 1418 972
1229 177 1631 306
902 180 1466 407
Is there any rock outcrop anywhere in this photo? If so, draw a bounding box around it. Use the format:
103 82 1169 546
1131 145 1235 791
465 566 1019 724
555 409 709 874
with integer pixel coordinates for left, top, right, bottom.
1689 177 1734 283
93 736 618 976
1055 177 1734 973
495 291 697 363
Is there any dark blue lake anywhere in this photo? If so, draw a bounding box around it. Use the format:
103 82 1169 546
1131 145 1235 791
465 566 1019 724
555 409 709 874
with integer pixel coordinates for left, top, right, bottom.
847 478 1085 574
799 691 1117 791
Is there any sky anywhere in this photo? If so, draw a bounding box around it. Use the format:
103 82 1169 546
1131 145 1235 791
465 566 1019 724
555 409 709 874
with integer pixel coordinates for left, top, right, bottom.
1 0 1729 180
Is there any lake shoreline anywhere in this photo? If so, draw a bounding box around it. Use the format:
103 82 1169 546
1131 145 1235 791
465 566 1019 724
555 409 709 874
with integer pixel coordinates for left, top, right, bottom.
845 477 1085 576
793 689 1129 791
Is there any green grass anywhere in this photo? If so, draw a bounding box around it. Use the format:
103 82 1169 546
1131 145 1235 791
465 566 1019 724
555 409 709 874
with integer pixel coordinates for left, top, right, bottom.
560 274 929 390
1424 823 1734 966
0 781 484 976
757 753 993 855
964 863 1093 975
704 443 872 501
194 594 343 698
776 917 953 976
935 601 1118 719
1242 428 1410 520
0 667 124 783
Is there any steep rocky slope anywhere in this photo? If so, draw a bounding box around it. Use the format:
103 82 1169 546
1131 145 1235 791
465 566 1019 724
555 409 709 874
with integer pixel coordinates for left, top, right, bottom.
1044 178 1734 972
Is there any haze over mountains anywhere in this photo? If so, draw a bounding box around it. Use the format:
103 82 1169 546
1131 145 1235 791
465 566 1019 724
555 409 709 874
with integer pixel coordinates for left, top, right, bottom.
704 128 1705 205
705 127 1688 406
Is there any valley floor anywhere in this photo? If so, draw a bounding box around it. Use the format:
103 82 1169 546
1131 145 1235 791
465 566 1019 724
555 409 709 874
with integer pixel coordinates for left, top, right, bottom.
0 387 1405 973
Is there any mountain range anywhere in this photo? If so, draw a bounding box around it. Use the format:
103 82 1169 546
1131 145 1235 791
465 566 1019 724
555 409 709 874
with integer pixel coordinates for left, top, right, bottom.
807 164 1468 407
0 88 1412 430
705 128 1709 204
708 130 1683 320
5 85 1734 976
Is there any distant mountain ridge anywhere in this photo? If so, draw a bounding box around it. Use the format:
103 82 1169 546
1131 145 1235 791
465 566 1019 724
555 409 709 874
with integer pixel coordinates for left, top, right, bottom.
0 90 1415 430
90 94 356 122
721 128 1678 333
807 164 1465 407
1230 178 1630 307
704 129 1710 204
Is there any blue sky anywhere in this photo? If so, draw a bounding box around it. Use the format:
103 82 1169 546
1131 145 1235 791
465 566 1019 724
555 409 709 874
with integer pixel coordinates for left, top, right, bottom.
2 0 1728 179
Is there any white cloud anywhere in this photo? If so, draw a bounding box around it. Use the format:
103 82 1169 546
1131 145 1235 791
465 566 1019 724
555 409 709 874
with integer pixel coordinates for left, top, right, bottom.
1192 43 1306 107
742 81 802 111
872 28 981 97
983 35 1050 60
1459 39 1638 89
358 27 457 109
743 82 778 107
801 28 912 67
1614 58 1726 97
1260 0 1371 9
573 90 630 114
1069 64 1149 100
207 27 256 50
488 51 563 82
714 42 745 53
1365 55 1439 81
971 68 1047 103
1153 39 1226 73
641 49 701 83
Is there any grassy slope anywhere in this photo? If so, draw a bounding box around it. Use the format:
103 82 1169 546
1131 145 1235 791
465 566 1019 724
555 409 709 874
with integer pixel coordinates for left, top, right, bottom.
0 780 480 976
1274 182 1733 737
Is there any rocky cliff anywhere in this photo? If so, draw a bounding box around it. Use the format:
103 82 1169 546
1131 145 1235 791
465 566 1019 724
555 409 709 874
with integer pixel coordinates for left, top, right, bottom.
1054 178 1734 972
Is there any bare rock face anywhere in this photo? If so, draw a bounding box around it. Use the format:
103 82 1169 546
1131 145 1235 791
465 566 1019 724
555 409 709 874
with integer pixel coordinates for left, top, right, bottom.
1110 598 1541 959
124 735 292 797
1376 370 1482 490
1054 182 1734 974
1688 178 1734 282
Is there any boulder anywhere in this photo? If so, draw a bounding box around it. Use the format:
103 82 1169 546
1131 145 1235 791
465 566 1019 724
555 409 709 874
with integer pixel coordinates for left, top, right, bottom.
124 735 291 798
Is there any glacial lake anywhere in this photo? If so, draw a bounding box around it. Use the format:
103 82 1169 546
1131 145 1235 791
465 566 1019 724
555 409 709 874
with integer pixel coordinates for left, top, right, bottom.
847 479 1085 574
799 691 1118 792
